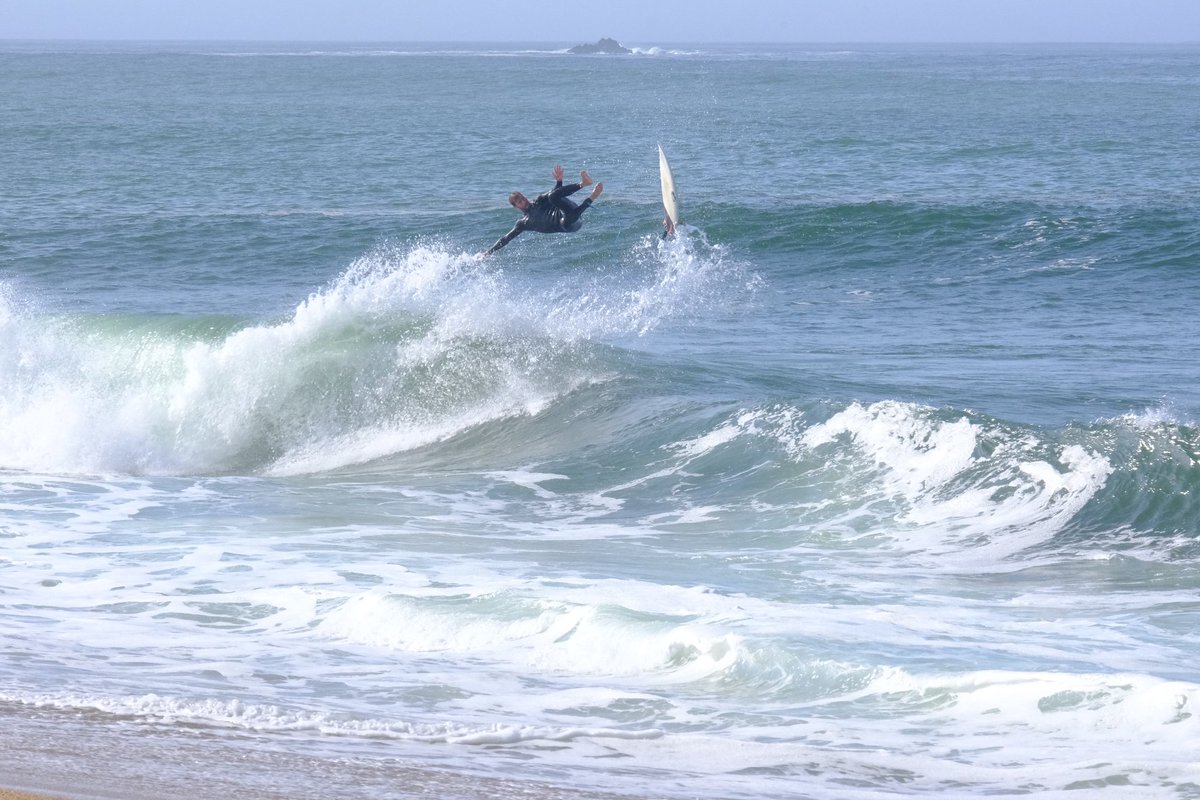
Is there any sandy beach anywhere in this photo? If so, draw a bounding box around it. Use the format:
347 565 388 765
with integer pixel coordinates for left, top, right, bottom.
1 701 642 800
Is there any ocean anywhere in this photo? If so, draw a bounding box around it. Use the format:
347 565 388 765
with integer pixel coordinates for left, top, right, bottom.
2 40 1200 799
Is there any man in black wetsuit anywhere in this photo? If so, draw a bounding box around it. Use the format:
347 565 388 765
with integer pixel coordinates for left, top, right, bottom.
482 165 604 256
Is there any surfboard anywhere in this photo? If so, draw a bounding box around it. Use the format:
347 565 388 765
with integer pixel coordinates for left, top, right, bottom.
658 143 680 237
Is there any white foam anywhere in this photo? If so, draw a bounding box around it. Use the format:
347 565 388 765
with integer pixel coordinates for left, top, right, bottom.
803 400 979 494
797 400 1113 564
1108 401 1189 429
863 667 1200 758
318 588 745 682
670 416 748 458
0 690 662 745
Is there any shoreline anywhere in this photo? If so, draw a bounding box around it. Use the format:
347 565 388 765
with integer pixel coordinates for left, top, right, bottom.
1 703 641 800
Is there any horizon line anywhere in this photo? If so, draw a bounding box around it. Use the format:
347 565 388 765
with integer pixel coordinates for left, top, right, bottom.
3 37 1199 46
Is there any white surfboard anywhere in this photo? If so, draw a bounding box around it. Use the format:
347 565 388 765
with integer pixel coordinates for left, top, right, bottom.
658 143 680 236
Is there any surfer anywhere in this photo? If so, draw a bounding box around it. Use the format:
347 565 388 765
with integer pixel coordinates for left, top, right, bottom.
482 165 603 256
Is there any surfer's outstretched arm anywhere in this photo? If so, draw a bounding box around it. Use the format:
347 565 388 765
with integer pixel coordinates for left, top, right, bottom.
483 221 525 256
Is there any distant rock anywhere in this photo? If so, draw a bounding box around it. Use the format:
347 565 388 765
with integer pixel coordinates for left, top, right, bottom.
568 38 633 55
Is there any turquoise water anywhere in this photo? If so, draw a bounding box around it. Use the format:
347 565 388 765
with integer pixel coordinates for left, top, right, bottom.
2 41 1200 799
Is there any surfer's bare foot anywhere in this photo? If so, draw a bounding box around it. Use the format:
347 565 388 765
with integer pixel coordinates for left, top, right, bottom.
580 170 593 187
590 181 603 200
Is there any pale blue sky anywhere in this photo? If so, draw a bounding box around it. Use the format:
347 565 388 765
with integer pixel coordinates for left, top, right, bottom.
3 0 1199 43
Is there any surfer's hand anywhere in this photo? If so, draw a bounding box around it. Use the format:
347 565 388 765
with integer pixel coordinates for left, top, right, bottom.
589 182 603 200
552 164 564 181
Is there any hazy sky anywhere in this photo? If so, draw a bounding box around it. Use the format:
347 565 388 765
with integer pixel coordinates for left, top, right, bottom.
3 0 1199 43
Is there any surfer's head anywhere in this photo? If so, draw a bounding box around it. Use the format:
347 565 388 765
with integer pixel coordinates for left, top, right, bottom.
508 192 531 211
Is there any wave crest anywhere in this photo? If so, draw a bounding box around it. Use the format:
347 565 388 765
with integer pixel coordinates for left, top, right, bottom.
0 233 740 476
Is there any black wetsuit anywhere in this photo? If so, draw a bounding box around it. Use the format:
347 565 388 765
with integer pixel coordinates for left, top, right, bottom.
484 180 594 255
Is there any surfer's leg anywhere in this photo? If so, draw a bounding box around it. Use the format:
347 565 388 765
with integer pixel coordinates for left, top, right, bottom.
551 197 581 231
557 183 600 232
560 208 584 232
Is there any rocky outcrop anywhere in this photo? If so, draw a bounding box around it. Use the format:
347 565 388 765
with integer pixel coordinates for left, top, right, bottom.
568 38 632 55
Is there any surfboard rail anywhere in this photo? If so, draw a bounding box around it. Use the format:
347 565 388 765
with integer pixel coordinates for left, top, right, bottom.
658 143 680 237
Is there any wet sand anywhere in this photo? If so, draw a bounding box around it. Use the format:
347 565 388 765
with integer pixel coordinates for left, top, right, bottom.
2 703 641 800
